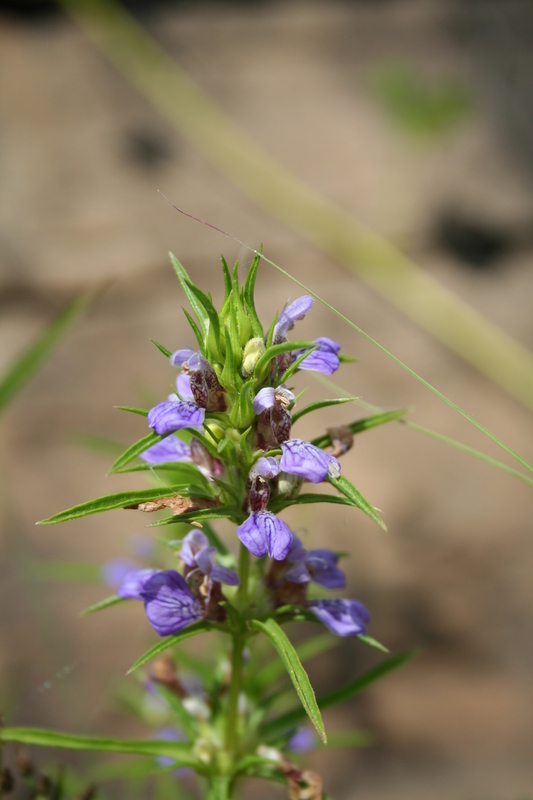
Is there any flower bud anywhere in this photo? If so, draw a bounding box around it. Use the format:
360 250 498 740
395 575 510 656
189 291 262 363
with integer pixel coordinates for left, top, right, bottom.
242 337 266 377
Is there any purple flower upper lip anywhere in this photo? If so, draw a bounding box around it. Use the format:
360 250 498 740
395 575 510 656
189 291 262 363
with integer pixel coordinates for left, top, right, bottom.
180 531 239 587
294 337 341 375
148 399 205 437
140 435 192 465
280 438 341 483
273 296 314 343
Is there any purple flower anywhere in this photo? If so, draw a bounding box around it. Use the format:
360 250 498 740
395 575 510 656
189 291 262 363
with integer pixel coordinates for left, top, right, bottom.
101 558 139 589
140 435 192 464
273 296 314 343
154 728 188 772
309 599 370 636
294 337 341 375
287 728 317 752
141 570 203 636
280 439 341 483
170 348 196 367
180 531 239 587
286 538 345 589
148 399 205 436
253 386 295 449
236 511 293 560
116 568 158 599
250 457 280 481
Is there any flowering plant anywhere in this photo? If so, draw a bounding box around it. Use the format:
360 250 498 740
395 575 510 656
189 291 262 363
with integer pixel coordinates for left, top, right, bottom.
1 254 414 799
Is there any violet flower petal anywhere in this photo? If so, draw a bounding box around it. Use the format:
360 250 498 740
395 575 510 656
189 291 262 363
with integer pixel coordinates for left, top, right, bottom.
210 563 240 586
176 372 194 401
285 560 311 584
251 456 280 480
306 551 346 590
180 531 209 568
148 400 205 436
253 387 275 414
273 296 314 342
117 568 158 600
280 439 341 483
309 599 370 636
236 511 293 560
140 435 192 465
142 570 203 637
195 546 215 575
101 559 138 589
287 728 317 752
170 348 196 367
297 337 341 375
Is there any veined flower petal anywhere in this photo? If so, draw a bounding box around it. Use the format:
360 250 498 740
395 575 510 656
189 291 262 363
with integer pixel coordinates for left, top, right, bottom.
141 570 203 636
273 296 314 342
296 337 341 375
148 400 205 436
140 435 192 464
236 511 293 560
116 568 157 600
280 439 341 483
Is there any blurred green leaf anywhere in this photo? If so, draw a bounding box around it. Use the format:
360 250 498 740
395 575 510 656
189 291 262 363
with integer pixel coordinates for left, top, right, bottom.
115 405 149 417
25 560 101 584
80 594 126 616
0 728 203 769
74 432 126 458
251 619 326 744
311 408 408 449
369 62 471 138
169 253 208 334
357 634 389 653
127 621 212 674
261 649 418 740
255 632 342 689
0 292 91 415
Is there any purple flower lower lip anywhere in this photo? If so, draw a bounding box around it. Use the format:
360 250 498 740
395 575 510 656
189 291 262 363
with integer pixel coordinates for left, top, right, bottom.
140 435 192 464
280 439 341 483
141 570 203 637
236 511 293 560
148 400 205 436
295 337 341 375
170 348 196 367
309 599 370 636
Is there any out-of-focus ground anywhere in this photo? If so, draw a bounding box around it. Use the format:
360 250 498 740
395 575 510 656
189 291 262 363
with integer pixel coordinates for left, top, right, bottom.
1 1 533 798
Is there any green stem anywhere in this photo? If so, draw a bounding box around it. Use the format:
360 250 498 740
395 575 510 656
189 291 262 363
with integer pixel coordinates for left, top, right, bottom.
224 544 250 757
207 775 232 800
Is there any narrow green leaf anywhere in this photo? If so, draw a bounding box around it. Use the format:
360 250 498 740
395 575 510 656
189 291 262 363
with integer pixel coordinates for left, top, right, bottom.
310 408 408 448
107 431 161 475
127 621 212 674
74 432 125 458
250 618 326 744
243 249 264 338
0 728 202 769
115 405 149 417
0 292 91 414
261 649 418 740
279 344 319 384
255 632 341 688
182 309 206 356
80 594 126 616
291 397 356 425
151 339 172 358
187 282 220 352
220 255 233 300
327 474 386 530
113 461 212 492
169 253 208 333
357 634 389 653
37 484 197 525
253 340 314 379
270 494 361 512
146 505 236 528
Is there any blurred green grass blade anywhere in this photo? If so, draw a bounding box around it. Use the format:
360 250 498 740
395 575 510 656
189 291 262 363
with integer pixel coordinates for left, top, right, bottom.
25 560 101 583
0 728 202 768
261 649 418 741
251 619 326 744
127 621 212 674
37 484 199 525
0 292 91 415
115 405 149 417
357 634 389 653
59 0 533 415
74 432 126 458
